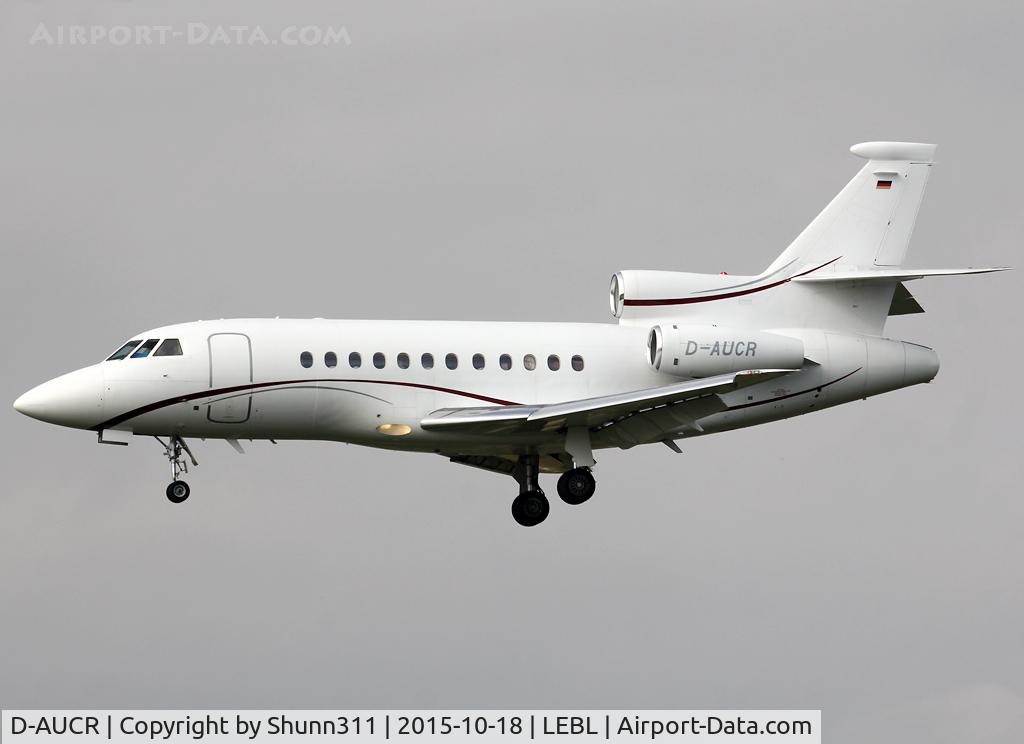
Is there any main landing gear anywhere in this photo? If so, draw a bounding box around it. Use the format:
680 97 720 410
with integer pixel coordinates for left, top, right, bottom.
557 467 596 506
511 455 549 527
156 435 198 504
510 455 597 526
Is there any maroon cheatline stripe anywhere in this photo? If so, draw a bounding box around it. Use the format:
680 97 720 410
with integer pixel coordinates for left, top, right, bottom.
90 379 522 431
91 367 864 433
623 256 842 307
726 367 861 411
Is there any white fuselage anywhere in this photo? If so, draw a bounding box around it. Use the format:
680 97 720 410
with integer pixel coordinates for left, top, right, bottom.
12 140 1001 525
14 317 939 459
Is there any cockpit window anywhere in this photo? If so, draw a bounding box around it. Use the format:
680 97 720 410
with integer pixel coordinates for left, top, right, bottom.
107 340 142 361
130 339 160 358
153 338 183 357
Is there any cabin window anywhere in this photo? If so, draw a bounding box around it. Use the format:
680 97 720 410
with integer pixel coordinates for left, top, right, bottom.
324 351 337 368
300 351 313 368
397 352 410 369
421 352 434 369
571 354 584 371
445 353 458 370
373 352 386 369
153 338 183 357
349 352 362 368
107 340 142 361
547 354 560 371
499 354 512 370
523 354 536 371
131 339 160 359
472 353 485 370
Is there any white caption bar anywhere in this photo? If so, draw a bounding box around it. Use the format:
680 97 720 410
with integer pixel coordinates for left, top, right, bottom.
2 711 819 744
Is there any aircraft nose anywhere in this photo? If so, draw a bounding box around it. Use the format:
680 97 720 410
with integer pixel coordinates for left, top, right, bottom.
14 364 104 429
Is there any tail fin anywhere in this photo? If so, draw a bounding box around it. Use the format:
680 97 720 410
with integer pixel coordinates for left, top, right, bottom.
765 141 936 274
613 141 1006 335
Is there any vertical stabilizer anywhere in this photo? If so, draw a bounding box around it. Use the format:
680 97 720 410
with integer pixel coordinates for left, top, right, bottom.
765 142 936 274
614 141 1004 336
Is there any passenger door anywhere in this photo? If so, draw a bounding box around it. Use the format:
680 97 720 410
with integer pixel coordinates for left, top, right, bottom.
207 333 252 423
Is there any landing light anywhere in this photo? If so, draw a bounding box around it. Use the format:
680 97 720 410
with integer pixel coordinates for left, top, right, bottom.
376 423 412 436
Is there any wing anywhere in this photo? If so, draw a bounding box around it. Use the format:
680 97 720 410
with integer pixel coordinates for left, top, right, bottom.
421 369 791 437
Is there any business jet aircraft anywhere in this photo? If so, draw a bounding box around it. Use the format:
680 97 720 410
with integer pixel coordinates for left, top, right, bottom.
14 142 1007 525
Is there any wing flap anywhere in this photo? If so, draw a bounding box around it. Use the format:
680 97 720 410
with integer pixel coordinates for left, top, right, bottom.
597 394 728 449
421 369 793 435
525 372 738 429
447 453 569 475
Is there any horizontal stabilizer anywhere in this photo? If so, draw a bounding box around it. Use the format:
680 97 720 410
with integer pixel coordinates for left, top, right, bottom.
794 267 1009 284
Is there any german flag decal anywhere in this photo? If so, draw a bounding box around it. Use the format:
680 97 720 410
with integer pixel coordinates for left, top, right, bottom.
876 179 893 189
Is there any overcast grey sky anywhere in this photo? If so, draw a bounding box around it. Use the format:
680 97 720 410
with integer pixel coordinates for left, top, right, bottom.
1 1 1021 741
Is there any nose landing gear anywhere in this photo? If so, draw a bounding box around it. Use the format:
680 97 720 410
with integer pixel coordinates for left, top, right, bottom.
156 435 198 504
166 480 190 503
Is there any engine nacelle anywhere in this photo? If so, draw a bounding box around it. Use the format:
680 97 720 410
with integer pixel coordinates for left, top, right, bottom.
646 324 804 377
610 269 758 319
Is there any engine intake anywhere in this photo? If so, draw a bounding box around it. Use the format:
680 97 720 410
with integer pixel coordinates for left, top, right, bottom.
647 324 804 377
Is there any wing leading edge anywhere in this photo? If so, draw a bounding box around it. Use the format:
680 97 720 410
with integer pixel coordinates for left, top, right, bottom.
420 369 793 436
794 266 1009 283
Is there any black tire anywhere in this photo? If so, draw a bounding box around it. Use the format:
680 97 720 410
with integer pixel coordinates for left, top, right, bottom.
166 480 190 504
511 490 549 527
557 468 596 505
